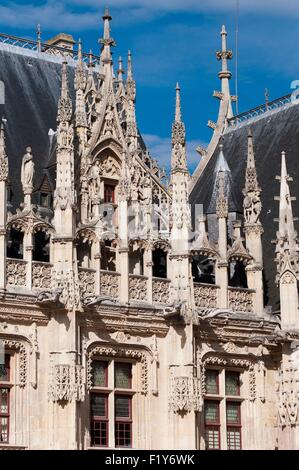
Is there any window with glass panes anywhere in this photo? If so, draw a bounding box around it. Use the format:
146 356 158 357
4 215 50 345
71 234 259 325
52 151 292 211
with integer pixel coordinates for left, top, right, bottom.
204 401 220 450
0 355 11 443
90 359 133 448
204 369 242 450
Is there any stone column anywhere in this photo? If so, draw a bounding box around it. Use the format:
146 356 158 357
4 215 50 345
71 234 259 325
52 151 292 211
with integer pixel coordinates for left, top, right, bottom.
0 180 7 292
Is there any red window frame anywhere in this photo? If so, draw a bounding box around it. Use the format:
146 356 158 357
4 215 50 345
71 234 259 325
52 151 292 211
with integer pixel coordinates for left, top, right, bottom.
204 400 220 450
90 393 109 447
226 401 242 450
91 360 108 388
205 369 219 395
0 355 11 444
115 395 132 448
104 184 115 204
225 371 241 396
114 363 132 389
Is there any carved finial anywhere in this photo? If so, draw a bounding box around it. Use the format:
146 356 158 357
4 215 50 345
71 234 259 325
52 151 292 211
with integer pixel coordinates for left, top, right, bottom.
0 120 8 182
78 38 82 63
57 58 72 123
216 170 228 219
126 51 136 102
127 50 133 80
100 6 115 66
243 130 262 225
118 56 124 82
278 151 296 239
216 24 233 120
171 84 187 172
175 82 181 123
275 151 299 281
88 49 93 67
36 24 42 52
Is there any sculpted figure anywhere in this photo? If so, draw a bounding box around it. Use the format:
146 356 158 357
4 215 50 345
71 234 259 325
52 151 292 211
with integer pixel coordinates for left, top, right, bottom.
21 146 34 191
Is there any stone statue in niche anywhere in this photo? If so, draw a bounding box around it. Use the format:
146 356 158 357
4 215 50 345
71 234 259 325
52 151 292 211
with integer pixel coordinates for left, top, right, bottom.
104 105 114 135
88 160 101 199
244 193 262 224
21 146 34 193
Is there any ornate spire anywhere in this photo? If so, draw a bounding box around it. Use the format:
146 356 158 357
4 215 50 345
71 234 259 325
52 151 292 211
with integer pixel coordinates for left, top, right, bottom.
275 151 299 279
0 121 8 182
216 144 228 219
127 50 133 80
36 24 42 53
57 59 72 124
125 51 137 152
118 56 124 82
171 83 187 172
99 7 115 67
175 82 182 123
243 129 262 225
74 40 87 128
126 50 136 101
216 25 233 119
57 59 73 151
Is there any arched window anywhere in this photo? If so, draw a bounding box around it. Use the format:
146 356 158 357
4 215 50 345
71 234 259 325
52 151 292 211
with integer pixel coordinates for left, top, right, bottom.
229 261 248 288
33 231 50 262
6 228 24 259
192 255 215 285
129 244 144 275
152 248 167 279
77 240 92 268
101 240 117 272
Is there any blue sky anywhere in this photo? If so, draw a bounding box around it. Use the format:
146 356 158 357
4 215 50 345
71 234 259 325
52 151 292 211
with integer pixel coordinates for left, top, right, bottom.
1 0 299 172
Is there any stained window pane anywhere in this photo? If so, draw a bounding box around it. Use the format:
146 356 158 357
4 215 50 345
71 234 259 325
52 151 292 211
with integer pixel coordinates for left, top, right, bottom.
0 355 10 382
0 389 9 414
92 361 108 387
205 426 220 450
227 427 241 450
91 394 107 418
115 363 132 389
206 370 219 394
204 402 219 424
225 371 240 396
115 396 131 418
226 402 240 424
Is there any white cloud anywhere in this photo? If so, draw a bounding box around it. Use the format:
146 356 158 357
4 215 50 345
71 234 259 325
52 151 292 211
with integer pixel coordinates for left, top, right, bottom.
142 133 205 173
0 1 98 31
0 0 299 33
66 0 299 16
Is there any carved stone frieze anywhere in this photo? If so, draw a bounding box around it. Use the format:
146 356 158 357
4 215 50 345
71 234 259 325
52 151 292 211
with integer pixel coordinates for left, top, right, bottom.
152 278 171 304
129 275 148 302
6 259 27 287
100 271 120 299
169 373 200 413
32 262 52 290
194 283 218 309
48 363 85 403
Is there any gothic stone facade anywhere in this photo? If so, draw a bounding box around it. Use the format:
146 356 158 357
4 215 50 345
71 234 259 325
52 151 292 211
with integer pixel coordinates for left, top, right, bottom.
0 12 299 450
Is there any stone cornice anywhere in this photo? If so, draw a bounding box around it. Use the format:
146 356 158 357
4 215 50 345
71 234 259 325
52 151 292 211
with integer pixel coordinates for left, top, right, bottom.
0 300 50 325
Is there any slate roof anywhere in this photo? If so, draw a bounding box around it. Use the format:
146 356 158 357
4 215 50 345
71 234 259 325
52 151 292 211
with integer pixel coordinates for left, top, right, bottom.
190 101 299 311
0 43 77 208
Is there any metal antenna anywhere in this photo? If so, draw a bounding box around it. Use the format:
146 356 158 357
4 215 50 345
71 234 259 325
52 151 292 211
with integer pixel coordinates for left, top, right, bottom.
235 0 240 115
